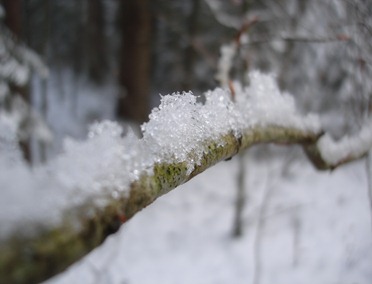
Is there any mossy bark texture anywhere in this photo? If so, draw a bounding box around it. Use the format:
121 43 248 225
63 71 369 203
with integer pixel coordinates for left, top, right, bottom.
0 125 363 284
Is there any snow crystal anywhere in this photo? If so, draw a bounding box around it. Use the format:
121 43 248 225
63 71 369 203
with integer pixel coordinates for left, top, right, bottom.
202 87 244 137
142 90 242 174
318 119 372 165
141 92 207 173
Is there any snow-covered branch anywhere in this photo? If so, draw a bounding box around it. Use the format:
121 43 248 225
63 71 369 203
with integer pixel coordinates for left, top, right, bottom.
305 119 372 170
0 18 50 146
0 72 371 284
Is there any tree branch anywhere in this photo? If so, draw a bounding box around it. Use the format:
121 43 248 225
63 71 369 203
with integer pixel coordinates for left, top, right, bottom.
0 115 370 284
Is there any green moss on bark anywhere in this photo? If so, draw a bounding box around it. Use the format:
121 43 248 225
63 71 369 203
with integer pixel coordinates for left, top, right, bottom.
0 125 326 284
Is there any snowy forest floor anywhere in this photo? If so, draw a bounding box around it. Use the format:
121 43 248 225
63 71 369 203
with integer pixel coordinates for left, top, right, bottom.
48 150 372 284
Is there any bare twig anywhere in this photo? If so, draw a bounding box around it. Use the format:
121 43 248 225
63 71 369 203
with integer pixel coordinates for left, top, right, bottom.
246 34 351 46
366 152 372 232
252 162 276 284
232 149 248 237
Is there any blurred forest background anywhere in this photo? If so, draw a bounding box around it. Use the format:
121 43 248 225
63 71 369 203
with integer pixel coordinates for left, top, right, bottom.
1 1 372 283
1 0 371 165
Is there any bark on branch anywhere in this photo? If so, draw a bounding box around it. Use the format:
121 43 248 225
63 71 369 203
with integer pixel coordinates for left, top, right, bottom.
0 124 368 284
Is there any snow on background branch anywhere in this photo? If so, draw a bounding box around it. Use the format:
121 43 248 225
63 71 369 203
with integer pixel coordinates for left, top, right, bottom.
0 8 50 145
318 119 372 165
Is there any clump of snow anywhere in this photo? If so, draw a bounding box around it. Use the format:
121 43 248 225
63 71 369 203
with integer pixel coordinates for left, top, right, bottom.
142 92 214 174
0 118 22 163
0 122 51 236
234 71 321 132
142 89 244 174
0 120 146 239
142 71 320 175
215 48 320 134
203 87 244 137
0 53 29 85
0 22 50 148
215 42 237 87
142 92 203 170
0 94 53 143
52 121 142 206
0 25 48 86
318 118 372 165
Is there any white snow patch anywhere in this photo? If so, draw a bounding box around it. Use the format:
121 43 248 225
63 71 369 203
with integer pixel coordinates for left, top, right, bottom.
234 71 321 132
141 89 243 174
142 92 206 172
216 42 237 87
318 118 372 164
52 121 142 204
0 120 144 239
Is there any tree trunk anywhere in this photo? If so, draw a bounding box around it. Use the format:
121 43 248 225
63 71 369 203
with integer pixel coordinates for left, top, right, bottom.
182 0 201 90
2 0 22 36
232 149 247 237
117 0 152 124
87 0 107 83
3 0 32 162
38 0 51 163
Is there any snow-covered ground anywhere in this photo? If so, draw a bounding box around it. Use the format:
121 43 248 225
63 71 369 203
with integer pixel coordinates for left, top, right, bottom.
48 151 372 284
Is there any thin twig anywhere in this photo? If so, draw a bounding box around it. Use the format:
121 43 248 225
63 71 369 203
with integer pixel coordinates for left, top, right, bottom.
252 163 276 284
246 35 350 46
366 152 372 233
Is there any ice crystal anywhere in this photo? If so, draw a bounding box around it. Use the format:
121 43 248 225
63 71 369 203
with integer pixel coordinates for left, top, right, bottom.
142 92 204 173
